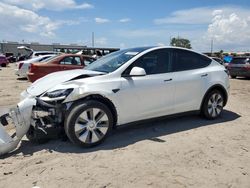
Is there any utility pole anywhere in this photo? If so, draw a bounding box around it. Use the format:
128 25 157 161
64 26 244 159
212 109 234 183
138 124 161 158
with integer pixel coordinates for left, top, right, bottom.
211 38 214 55
92 32 94 47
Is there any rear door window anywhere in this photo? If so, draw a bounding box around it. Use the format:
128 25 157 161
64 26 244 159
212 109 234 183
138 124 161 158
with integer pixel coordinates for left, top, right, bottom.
173 49 211 71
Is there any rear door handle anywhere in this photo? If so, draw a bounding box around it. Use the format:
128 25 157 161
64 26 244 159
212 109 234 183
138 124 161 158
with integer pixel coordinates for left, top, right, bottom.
164 78 172 82
201 74 208 77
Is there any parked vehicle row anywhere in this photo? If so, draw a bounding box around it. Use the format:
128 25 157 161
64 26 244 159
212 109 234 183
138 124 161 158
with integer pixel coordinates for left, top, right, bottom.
0 46 230 155
15 54 56 78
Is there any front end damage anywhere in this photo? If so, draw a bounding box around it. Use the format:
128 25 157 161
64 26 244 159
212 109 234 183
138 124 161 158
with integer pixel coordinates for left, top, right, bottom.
0 96 68 155
0 70 105 155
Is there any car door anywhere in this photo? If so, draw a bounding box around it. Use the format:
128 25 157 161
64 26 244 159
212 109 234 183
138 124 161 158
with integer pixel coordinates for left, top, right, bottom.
117 49 175 123
172 49 211 113
60 56 83 71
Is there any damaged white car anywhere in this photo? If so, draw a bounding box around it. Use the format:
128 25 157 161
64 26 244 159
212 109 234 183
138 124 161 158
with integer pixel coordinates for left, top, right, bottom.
0 46 230 155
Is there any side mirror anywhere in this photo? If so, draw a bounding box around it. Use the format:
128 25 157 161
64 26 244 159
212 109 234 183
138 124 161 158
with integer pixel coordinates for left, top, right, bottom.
129 67 146 76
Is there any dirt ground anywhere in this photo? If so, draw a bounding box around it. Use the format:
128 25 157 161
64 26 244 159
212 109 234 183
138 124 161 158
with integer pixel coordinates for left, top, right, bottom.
0 64 249 188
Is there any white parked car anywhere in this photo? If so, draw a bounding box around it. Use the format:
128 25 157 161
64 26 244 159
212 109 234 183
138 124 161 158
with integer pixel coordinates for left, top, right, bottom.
0 46 230 155
15 55 56 78
28 51 61 59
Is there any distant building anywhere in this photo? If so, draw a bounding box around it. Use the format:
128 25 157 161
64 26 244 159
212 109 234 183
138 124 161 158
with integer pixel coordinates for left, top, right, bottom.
0 42 119 56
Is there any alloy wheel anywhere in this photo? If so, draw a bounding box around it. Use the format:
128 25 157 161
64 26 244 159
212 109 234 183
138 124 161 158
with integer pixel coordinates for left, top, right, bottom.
207 93 223 118
74 108 109 144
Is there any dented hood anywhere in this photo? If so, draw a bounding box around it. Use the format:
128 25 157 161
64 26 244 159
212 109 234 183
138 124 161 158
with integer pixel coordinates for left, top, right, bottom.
27 69 103 96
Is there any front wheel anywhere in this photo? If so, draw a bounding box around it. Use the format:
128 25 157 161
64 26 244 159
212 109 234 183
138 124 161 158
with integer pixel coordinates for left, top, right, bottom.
64 100 114 147
201 90 224 119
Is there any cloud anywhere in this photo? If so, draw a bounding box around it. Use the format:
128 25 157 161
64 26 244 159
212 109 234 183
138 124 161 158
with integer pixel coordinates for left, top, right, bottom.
119 18 131 23
95 37 108 46
206 10 250 48
119 43 126 48
0 2 88 42
153 6 250 51
95 17 110 24
2 0 94 11
154 6 250 25
154 7 214 25
116 29 167 38
157 42 165 46
0 2 58 37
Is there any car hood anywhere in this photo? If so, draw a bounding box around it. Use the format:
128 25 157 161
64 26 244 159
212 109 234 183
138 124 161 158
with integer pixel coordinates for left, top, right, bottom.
27 69 104 96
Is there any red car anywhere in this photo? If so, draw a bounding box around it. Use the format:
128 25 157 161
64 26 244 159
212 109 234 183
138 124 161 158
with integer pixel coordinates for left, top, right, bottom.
0 55 10 67
27 54 95 82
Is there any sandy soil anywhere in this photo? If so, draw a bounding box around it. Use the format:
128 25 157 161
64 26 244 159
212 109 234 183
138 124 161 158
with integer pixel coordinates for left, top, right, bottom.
0 64 249 188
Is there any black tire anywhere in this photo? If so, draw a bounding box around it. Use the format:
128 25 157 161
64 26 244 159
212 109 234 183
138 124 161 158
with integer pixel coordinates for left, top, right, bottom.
64 100 114 147
231 75 236 79
201 90 224 120
1 64 6 67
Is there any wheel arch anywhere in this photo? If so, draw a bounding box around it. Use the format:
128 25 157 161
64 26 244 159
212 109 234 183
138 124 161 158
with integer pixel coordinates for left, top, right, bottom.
69 94 118 127
200 84 228 109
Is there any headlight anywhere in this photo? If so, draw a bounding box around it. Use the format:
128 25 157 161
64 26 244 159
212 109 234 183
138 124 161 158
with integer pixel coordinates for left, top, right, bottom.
46 89 73 98
41 89 73 101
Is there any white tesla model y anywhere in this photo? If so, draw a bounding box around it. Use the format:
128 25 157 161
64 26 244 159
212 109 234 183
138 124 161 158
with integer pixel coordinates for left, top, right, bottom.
0 46 230 154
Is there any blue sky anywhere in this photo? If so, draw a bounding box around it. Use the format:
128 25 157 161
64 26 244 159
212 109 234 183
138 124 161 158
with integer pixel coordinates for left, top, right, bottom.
1 0 250 52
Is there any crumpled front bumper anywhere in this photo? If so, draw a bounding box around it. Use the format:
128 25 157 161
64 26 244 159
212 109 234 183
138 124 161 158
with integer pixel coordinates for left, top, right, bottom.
0 98 36 155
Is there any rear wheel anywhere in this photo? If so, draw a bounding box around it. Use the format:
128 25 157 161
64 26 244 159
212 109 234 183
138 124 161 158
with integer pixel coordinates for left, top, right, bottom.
231 75 236 79
65 100 113 147
201 90 224 119
1 63 6 67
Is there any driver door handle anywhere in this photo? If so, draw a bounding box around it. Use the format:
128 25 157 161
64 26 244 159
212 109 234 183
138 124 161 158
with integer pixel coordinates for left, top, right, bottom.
164 78 172 82
201 73 208 77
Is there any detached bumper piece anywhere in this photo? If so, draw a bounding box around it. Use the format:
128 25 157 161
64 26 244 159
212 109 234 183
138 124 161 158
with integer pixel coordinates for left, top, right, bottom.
0 97 36 155
0 109 22 155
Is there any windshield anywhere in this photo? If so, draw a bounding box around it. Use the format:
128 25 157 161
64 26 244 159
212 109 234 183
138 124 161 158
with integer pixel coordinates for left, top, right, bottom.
85 47 151 73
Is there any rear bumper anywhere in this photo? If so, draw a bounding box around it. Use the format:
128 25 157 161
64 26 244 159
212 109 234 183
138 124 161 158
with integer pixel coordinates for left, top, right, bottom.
0 98 36 155
228 68 250 77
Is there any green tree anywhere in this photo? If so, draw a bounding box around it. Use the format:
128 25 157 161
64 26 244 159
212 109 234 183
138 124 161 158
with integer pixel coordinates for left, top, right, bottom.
170 37 192 49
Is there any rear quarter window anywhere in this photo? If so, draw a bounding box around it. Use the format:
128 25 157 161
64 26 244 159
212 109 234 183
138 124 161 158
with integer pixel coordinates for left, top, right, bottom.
173 49 211 71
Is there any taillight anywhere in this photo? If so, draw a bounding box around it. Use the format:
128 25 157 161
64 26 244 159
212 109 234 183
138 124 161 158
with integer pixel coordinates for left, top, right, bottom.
18 62 24 69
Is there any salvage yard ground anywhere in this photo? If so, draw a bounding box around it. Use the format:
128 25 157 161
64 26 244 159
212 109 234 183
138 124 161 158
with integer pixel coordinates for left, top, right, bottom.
0 64 250 188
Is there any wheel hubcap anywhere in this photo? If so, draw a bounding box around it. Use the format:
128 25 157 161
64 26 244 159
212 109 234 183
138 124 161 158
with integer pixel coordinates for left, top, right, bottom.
207 93 223 117
74 108 109 144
